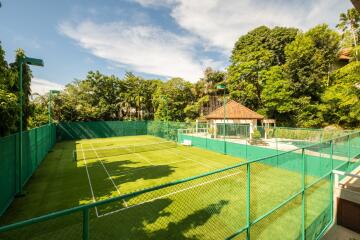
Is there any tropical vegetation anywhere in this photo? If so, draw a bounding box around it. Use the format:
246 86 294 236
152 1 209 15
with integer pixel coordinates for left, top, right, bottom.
0 8 359 137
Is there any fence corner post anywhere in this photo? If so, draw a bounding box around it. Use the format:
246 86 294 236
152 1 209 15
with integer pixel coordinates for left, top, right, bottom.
246 162 251 239
301 148 305 240
83 208 89 240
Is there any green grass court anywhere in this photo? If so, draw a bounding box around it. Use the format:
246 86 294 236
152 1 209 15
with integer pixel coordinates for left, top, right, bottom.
0 135 332 240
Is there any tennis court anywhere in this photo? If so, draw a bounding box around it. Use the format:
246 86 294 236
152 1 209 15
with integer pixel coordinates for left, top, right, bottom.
75 135 246 217
0 132 337 240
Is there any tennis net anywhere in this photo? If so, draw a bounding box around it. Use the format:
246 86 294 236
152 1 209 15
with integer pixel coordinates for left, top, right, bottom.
74 141 177 161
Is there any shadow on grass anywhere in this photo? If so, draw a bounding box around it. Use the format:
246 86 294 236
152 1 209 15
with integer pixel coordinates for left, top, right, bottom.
82 157 178 215
91 198 230 240
0 198 230 240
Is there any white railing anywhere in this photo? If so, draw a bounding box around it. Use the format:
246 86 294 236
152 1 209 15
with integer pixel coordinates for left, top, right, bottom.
333 169 360 189
177 128 209 135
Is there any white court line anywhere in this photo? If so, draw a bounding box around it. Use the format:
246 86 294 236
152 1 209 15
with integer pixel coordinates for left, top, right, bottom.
172 147 227 167
98 170 243 218
163 148 215 169
109 159 191 176
90 143 128 207
133 152 154 165
80 144 100 217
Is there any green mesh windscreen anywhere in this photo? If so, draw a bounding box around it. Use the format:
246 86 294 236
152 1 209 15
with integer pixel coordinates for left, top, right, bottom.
0 124 56 215
57 121 148 140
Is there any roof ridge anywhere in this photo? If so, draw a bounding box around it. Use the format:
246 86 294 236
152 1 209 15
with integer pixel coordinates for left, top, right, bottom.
205 100 264 119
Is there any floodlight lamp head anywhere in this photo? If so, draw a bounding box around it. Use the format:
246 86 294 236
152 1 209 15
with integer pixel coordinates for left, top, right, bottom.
23 57 44 67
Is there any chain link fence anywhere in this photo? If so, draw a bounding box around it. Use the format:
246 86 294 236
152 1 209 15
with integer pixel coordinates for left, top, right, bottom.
0 121 359 239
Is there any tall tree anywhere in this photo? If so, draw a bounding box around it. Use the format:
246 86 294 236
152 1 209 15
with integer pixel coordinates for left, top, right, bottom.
260 66 297 125
337 8 360 61
9 49 33 130
284 24 339 100
0 44 22 136
320 62 360 127
228 26 298 110
153 78 194 121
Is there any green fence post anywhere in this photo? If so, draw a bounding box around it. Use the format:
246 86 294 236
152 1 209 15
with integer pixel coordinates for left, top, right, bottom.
35 128 38 167
347 135 351 162
329 140 334 222
246 162 251 239
301 148 305 240
83 208 89 240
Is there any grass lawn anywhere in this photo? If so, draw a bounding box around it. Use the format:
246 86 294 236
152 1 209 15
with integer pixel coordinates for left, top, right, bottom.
0 135 331 240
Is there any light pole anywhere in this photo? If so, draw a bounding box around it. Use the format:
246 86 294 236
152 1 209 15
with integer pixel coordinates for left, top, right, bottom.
216 84 226 154
17 56 44 196
48 90 60 124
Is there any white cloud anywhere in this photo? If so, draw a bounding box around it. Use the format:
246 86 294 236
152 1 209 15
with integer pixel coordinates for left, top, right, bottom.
59 0 352 82
31 78 64 95
135 0 176 8
59 21 207 82
136 0 352 51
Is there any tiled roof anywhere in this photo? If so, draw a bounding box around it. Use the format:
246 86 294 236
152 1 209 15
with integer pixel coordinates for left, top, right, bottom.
205 100 264 120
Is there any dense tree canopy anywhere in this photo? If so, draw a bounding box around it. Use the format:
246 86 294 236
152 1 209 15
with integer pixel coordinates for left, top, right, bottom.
0 8 359 137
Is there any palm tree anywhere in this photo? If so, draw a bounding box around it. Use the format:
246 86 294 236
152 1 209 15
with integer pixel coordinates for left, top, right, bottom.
337 8 360 61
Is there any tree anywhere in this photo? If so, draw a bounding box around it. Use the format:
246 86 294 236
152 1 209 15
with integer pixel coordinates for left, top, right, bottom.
260 66 297 125
266 27 299 65
28 94 49 128
228 26 298 110
9 49 33 130
320 62 360 127
337 8 360 61
0 43 18 136
153 78 194 121
285 25 339 99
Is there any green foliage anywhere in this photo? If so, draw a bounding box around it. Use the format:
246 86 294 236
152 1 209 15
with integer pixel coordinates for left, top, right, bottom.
153 78 194 121
0 43 19 136
284 24 339 99
10 49 33 130
0 89 18 136
252 129 261 139
1 8 360 134
320 62 360 127
28 95 49 128
228 26 298 110
260 66 297 125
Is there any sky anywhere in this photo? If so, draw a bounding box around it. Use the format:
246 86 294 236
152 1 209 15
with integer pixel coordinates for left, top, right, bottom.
0 0 353 94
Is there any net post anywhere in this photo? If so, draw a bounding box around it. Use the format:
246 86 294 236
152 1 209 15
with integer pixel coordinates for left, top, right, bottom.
301 147 305 240
246 162 251 239
82 208 89 240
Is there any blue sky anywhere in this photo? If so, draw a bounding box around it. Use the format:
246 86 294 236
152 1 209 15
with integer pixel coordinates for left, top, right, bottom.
0 0 353 94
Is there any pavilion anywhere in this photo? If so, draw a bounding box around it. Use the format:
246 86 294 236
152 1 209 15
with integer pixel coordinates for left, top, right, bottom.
205 100 266 138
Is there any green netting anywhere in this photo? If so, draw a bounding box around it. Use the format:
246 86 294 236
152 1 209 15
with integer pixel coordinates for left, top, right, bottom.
304 177 331 240
0 134 17 216
0 124 56 216
57 121 148 140
57 121 192 141
146 121 194 141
